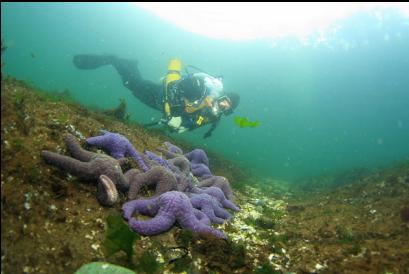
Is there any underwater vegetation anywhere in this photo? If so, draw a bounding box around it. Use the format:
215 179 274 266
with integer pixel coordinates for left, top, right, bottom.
134 250 164 274
102 98 131 123
103 211 140 265
234 115 260 128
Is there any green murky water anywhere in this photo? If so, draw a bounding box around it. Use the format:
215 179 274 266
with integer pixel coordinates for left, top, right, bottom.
2 2 409 181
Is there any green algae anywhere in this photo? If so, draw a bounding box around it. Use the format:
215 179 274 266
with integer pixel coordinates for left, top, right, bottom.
135 250 163 274
104 211 140 265
234 116 260 128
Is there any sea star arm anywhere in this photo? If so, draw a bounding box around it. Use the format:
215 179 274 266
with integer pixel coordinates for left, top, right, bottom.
127 166 177 199
178 211 226 239
156 147 180 159
184 149 209 166
191 163 212 178
122 197 159 220
201 187 240 211
190 194 229 224
168 156 191 175
193 208 211 226
65 134 95 162
213 203 232 221
86 134 110 148
128 211 175 236
145 150 172 170
126 143 149 172
164 141 183 154
41 151 94 180
198 176 234 200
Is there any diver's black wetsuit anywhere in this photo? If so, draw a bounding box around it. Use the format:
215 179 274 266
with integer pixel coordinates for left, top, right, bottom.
73 54 223 138
73 54 163 111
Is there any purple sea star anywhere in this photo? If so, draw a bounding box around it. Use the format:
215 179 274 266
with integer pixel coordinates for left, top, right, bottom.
145 150 173 170
191 163 213 179
192 187 240 212
184 149 209 167
144 150 196 192
168 156 191 175
123 197 210 226
188 193 232 224
198 176 235 201
126 166 178 199
157 146 180 159
122 191 226 238
164 141 183 154
41 134 128 206
86 130 149 172
158 144 213 178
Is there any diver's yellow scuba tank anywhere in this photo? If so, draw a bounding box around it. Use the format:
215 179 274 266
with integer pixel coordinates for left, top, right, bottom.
164 58 182 118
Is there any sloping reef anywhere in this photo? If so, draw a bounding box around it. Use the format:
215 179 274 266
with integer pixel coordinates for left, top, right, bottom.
1 77 408 274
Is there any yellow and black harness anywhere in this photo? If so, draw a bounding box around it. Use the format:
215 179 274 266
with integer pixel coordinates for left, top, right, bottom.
163 58 216 127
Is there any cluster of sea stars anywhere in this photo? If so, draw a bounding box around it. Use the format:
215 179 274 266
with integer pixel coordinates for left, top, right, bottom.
42 130 239 239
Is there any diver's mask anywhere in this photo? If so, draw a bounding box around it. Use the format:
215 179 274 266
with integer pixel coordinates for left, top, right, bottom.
214 96 233 116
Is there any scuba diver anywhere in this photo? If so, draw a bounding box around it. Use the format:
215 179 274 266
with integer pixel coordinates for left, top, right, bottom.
73 54 240 139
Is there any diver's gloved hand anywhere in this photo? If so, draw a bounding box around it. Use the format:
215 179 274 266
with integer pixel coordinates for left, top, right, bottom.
166 116 188 134
167 116 182 129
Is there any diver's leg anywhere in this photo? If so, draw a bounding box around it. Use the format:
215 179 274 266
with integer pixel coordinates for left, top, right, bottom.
73 54 116 70
130 80 163 111
72 54 142 85
109 58 163 110
73 54 163 111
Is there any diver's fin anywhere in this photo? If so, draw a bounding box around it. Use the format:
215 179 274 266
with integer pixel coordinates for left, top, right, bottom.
73 54 117 70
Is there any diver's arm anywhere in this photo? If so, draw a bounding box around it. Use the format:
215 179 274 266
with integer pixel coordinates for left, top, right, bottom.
203 119 219 139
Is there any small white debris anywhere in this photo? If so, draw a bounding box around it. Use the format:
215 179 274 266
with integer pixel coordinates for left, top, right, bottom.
24 202 31 210
157 253 165 263
370 209 377 214
85 234 93 240
315 263 325 271
91 244 100 251
49 205 57 211
268 253 280 261
102 264 109 269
